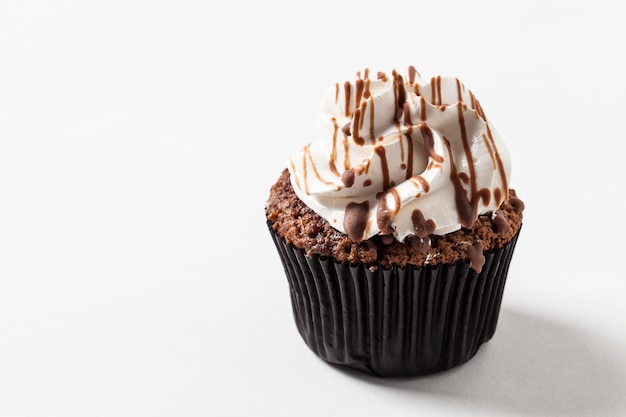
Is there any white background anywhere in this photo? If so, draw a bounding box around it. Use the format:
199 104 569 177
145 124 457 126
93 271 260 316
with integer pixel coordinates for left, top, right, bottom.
1 1 625 416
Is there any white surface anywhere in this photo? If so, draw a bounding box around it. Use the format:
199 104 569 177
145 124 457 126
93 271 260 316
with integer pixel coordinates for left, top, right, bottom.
1 1 625 416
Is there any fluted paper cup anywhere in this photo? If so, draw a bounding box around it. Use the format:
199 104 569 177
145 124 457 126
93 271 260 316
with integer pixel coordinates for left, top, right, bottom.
268 223 521 377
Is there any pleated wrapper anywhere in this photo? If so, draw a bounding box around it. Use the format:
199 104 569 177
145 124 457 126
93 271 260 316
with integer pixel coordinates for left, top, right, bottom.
268 223 521 377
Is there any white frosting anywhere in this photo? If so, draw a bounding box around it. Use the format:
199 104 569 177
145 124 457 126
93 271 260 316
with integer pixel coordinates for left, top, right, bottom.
288 67 511 242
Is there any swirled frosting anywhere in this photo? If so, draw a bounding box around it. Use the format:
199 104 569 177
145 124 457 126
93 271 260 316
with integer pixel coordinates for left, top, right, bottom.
288 66 511 242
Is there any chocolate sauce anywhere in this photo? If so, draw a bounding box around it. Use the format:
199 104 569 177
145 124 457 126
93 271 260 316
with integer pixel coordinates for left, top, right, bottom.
341 122 351 136
329 159 339 177
367 93 375 144
408 65 419 84
376 186 396 235
509 194 525 214
493 210 511 233
445 137 491 229
410 236 431 253
357 99 375 145
455 78 463 102
344 201 370 242
431 76 442 106
403 101 413 126
419 124 444 163
341 170 355 187
341 159 371 188
410 175 430 193
411 209 436 238
467 241 485 273
343 81 351 117
329 118 340 177
494 188 502 206
392 70 406 123
419 96 427 121
302 144 336 194
352 108 365 146
291 66 515 242
404 130 414 180
470 91 509 204
355 79 364 110
374 145 390 191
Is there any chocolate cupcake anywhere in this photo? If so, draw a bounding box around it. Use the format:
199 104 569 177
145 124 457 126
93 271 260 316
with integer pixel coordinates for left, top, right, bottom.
266 66 524 377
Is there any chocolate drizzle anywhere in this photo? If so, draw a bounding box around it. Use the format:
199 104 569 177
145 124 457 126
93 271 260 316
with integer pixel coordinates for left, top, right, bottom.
376 189 399 235
329 118 340 177
404 131 414 180
508 195 525 214
411 209 436 238
403 101 413 126
443 102 495 228
290 66 514 242
408 65 419 84
374 145 391 191
355 79 365 109
445 136 491 229
419 124 443 163
392 70 406 123
340 160 370 187
343 81 351 117
470 91 509 204
493 210 511 233
351 108 366 146
410 236 431 253
456 78 463 102
467 241 485 273
431 76 442 106
341 122 351 136
344 201 370 242
341 170 355 187
410 175 430 193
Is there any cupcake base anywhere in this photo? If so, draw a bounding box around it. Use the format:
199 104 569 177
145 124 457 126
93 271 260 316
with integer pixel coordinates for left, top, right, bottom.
268 223 521 377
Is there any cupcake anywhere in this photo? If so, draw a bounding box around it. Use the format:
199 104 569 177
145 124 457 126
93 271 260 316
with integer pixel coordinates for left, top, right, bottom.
266 66 524 377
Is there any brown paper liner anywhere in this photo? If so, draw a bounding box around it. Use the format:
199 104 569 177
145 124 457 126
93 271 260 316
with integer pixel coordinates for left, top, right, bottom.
268 223 521 377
